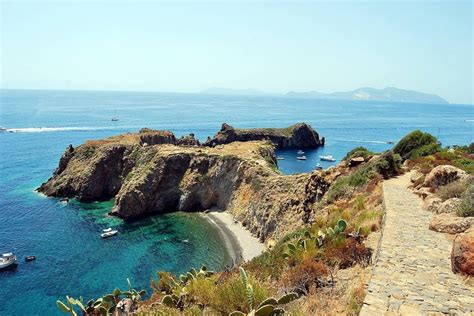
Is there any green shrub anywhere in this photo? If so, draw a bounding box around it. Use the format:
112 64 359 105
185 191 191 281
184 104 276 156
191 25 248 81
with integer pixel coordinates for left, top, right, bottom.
437 181 469 201
453 158 474 174
393 130 440 160
457 182 474 217
343 147 374 161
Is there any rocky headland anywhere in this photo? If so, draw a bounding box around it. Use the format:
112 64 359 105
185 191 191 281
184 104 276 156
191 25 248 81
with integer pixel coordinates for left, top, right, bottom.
38 123 330 241
203 122 324 148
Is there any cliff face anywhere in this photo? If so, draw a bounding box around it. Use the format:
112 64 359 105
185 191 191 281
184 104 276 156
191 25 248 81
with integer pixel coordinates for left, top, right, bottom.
203 123 324 148
38 128 331 241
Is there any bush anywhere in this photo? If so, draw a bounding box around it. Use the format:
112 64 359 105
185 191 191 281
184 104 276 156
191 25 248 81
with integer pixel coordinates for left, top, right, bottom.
323 238 372 268
437 181 468 201
343 147 374 161
281 259 329 295
393 130 440 160
457 182 474 217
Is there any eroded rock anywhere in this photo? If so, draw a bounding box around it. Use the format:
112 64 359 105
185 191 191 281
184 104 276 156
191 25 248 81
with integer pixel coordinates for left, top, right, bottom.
451 227 474 275
435 198 462 214
423 165 468 189
429 213 474 234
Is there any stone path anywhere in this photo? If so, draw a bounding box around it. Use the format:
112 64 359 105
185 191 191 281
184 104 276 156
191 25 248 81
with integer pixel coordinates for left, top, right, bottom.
360 172 474 315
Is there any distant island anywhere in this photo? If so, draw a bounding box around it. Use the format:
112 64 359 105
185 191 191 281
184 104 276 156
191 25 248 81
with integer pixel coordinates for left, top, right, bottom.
286 87 449 104
200 86 449 104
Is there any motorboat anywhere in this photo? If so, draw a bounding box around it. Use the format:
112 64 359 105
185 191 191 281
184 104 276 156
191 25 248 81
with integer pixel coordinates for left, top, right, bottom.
101 229 118 238
296 156 307 160
111 110 119 121
0 126 7 132
386 141 394 144
25 256 36 262
297 150 305 155
315 163 323 170
0 253 17 269
320 155 336 162
276 156 285 160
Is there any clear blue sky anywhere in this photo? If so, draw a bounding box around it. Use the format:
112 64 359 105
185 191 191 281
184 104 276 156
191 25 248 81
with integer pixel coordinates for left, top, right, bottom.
1 1 472 104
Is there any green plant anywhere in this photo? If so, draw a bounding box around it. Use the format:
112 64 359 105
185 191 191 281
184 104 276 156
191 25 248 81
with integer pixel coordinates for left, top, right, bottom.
343 147 374 161
57 278 145 316
457 182 474 217
229 267 298 316
393 130 440 160
437 181 469 200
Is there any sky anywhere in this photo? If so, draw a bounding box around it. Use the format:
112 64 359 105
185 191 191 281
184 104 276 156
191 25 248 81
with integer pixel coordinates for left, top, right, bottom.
0 1 472 104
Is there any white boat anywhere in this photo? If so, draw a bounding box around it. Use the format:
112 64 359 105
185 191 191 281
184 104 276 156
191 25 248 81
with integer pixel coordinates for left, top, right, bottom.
320 155 336 162
111 110 119 121
297 150 305 155
315 163 323 170
101 230 118 238
0 253 17 269
0 126 7 132
103 228 113 233
276 156 285 160
296 156 307 160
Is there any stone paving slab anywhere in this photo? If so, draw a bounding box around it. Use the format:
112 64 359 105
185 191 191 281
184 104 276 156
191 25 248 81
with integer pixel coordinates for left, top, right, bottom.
360 172 474 316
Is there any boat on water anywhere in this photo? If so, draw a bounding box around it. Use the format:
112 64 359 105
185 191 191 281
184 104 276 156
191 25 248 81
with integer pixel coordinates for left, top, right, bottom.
386 141 394 144
297 150 305 155
276 156 285 160
320 155 336 162
111 110 119 121
101 228 118 238
315 163 323 170
0 126 8 132
296 156 307 160
25 256 36 262
0 253 17 269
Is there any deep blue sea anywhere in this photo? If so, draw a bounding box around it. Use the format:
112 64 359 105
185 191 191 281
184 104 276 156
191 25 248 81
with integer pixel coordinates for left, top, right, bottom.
0 89 472 315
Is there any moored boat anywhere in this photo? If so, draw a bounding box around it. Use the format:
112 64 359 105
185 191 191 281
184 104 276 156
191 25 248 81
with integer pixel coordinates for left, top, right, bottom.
315 163 323 170
297 150 305 155
296 155 307 160
276 156 285 160
319 155 336 162
25 256 36 262
101 229 118 238
0 253 17 269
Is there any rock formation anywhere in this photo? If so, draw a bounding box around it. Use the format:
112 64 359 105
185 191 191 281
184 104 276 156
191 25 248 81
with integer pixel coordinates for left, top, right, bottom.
38 127 331 241
451 227 474 275
203 123 324 149
423 165 469 189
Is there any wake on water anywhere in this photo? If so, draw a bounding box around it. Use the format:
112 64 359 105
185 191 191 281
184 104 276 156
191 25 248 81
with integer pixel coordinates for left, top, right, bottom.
2 126 117 133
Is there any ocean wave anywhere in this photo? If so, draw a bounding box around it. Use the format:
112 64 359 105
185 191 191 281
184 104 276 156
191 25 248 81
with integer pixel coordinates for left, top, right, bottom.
2 126 113 133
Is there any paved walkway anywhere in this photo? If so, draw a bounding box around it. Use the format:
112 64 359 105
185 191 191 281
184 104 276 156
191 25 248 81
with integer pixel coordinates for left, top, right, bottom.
360 172 474 315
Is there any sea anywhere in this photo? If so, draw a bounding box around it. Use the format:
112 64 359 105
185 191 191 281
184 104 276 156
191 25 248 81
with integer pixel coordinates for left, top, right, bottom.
0 89 472 315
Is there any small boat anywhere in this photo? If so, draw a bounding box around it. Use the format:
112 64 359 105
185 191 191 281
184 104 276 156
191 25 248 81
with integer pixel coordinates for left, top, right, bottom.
0 126 7 132
315 163 323 170
25 256 36 262
103 228 113 233
60 197 69 203
276 156 285 160
386 141 394 144
296 156 307 160
0 253 17 269
297 150 305 155
182 239 189 243
101 229 118 238
320 155 336 162
111 110 119 121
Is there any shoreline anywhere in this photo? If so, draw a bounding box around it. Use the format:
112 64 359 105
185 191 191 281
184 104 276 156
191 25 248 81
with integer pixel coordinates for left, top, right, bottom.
201 210 265 266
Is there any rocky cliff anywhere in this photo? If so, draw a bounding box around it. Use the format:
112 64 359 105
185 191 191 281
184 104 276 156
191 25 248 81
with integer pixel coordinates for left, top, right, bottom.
38 128 331 241
203 123 324 148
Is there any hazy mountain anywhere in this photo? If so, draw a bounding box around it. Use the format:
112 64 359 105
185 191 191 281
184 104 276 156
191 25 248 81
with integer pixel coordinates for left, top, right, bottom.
200 87 268 96
286 87 449 104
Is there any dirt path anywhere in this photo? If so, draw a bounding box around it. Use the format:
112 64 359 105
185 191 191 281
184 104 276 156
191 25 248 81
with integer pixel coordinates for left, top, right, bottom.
360 172 474 315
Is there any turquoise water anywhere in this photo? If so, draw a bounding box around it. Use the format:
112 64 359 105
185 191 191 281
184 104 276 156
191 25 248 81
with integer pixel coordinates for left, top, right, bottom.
0 89 473 315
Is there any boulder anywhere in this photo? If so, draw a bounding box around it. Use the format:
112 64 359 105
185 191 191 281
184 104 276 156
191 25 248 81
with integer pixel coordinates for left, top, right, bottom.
451 227 474 275
423 165 468 189
424 196 443 212
410 171 424 185
435 198 462 214
348 156 365 167
429 213 474 234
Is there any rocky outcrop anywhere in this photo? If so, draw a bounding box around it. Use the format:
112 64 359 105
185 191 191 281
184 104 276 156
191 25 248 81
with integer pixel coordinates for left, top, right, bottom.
451 227 474 275
423 165 469 189
429 213 474 234
203 123 324 149
38 129 332 241
138 128 200 146
435 198 462 214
